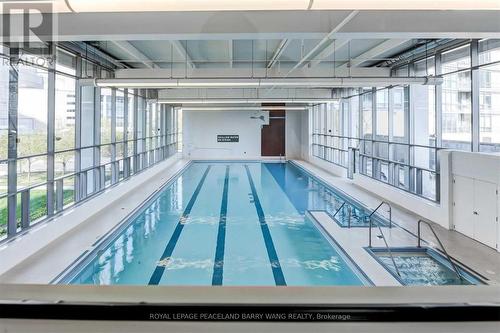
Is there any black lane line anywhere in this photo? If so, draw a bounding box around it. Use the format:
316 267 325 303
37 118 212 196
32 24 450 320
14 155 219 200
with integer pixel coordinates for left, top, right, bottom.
244 165 287 286
212 165 230 285
148 165 212 285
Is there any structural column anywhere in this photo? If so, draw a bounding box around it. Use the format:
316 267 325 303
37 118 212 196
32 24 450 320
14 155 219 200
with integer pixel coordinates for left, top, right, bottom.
7 48 19 236
46 43 56 217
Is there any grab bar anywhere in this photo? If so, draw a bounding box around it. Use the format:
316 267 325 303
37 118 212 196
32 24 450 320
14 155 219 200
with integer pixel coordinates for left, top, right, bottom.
368 201 392 247
417 219 464 282
332 202 346 218
368 215 401 277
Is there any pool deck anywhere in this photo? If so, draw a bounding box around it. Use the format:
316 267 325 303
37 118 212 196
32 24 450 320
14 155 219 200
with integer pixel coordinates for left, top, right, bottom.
0 157 499 286
294 160 500 286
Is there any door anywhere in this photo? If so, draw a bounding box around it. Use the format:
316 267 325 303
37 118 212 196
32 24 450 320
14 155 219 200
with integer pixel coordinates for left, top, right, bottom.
261 109 285 157
453 175 474 238
474 180 498 249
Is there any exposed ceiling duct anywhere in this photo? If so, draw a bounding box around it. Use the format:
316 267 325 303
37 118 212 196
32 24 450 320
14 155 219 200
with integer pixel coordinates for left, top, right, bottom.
181 106 309 111
158 98 337 105
82 77 443 89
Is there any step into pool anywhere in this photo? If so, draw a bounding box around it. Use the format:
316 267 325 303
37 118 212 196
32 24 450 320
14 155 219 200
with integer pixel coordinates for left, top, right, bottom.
60 161 372 286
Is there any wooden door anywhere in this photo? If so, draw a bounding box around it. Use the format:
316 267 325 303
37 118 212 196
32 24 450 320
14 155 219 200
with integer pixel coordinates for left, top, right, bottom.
261 109 285 157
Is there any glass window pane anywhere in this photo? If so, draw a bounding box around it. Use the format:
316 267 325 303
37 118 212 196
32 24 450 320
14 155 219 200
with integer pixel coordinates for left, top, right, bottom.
479 62 500 152
82 59 97 78
413 68 436 147
137 96 145 153
62 176 75 208
18 64 48 157
0 58 8 160
17 156 47 190
376 89 388 138
0 162 7 196
100 88 112 144
441 46 472 151
55 151 75 178
394 65 408 77
0 195 7 239
55 73 76 151
29 184 48 223
415 57 435 76
391 86 409 143
348 95 359 140
56 48 76 76
362 91 372 139
479 39 500 65
101 144 112 165
81 86 95 148
441 45 471 74
116 90 125 142
421 170 437 201
127 92 135 140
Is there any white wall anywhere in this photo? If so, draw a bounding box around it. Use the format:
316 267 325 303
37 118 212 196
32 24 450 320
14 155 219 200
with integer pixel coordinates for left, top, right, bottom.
183 110 305 160
450 151 500 251
285 111 301 159
183 110 263 159
300 109 310 160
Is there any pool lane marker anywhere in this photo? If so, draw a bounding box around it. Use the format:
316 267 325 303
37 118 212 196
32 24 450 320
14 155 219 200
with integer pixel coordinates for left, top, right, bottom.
212 165 230 285
148 165 212 285
244 165 287 286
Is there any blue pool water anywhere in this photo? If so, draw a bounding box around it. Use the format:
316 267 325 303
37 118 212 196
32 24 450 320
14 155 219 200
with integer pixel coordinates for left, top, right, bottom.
65 162 370 286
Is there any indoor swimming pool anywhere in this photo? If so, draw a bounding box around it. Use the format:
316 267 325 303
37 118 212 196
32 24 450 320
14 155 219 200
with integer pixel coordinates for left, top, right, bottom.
61 161 373 286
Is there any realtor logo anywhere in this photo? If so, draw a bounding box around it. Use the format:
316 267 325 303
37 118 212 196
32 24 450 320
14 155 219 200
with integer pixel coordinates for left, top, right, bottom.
1 0 55 55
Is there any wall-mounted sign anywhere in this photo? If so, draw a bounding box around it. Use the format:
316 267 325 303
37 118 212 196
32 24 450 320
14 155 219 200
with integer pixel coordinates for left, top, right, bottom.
217 135 239 142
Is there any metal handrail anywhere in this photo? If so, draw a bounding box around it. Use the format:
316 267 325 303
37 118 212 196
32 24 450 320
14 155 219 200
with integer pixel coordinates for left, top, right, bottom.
368 215 401 277
368 201 392 232
417 219 464 282
332 202 346 218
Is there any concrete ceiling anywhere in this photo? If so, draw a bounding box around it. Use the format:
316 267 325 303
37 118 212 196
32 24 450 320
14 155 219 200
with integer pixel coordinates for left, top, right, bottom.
92 38 421 70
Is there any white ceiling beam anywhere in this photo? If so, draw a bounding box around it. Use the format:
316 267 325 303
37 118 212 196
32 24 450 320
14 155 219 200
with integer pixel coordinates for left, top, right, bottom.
110 40 157 69
307 39 350 68
287 10 359 74
338 39 411 69
158 87 336 101
17 11 500 41
171 40 196 68
114 66 391 79
267 39 290 69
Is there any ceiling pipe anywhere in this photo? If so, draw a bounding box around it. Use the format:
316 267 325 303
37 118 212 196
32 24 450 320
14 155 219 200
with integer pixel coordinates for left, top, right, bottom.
81 76 443 89
181 106 309 111
158 98 338 105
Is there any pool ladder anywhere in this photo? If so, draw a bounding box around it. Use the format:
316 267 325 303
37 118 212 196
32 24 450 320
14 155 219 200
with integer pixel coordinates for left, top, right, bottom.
417 219 464 282
368 201 401 277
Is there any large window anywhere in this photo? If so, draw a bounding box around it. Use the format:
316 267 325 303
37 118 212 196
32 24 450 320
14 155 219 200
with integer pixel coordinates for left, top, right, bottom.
0 47 179 241
312 85 435 200
479 40 500 152
441 45 472 151
0 52 9 237
17 64 48 192
311 40 500 202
